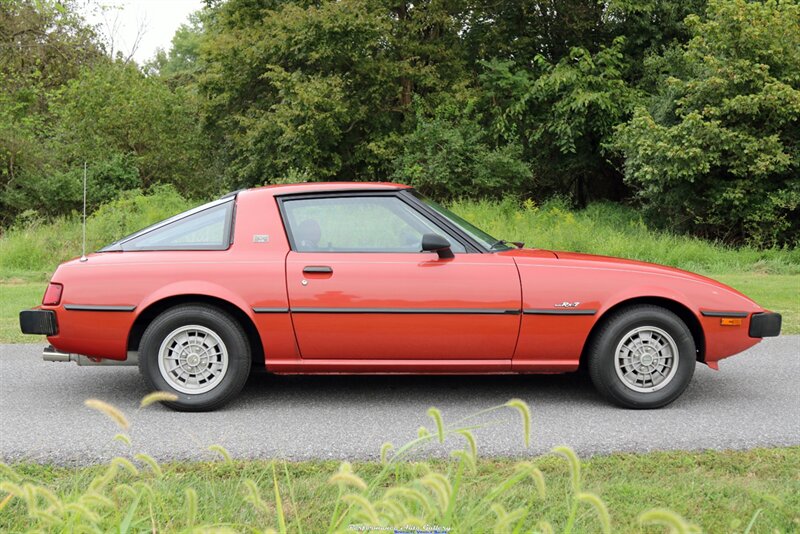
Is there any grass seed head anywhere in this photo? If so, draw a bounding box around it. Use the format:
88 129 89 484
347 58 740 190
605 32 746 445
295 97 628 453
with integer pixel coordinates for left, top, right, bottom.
134 453 163 478
185 488 198 527
64 501 101 523
638 508 693 534
208 444 232 464
140 391 178 408
110 457 139 476
458 429 478 459
341 494 380 524
243 479 270 516
577 492 611 533
419 473 451 512
450 449 477 473
376 498 408 523
427 407 445 443
552 446 581 493
84 399 129 430
516 462 546 498
384 487 435 517
113 433 131 446
328 462 367 491
505 398 531 447
380 442 394 464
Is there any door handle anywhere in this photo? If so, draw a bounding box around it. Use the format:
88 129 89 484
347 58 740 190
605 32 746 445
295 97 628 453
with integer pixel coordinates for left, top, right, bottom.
303 265 333 274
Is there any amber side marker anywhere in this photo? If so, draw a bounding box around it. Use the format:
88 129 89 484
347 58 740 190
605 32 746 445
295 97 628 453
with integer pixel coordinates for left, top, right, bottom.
720 318 743 326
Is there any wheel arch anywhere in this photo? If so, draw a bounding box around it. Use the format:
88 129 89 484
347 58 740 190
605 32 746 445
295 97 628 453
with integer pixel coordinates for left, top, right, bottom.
128 294 265 370
581 297 705 367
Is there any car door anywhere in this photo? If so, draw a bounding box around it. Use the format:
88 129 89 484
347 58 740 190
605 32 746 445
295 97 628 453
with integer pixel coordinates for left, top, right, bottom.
280 192 521 363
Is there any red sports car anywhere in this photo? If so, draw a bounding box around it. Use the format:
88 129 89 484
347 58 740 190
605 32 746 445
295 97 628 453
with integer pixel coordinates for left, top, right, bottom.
20 183 781 411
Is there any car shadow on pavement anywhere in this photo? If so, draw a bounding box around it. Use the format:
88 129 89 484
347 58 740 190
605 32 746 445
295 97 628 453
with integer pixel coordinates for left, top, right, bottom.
239 371 602 407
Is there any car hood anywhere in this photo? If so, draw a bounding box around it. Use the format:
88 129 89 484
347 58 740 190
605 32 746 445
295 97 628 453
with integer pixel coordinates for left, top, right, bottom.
504 248 757 305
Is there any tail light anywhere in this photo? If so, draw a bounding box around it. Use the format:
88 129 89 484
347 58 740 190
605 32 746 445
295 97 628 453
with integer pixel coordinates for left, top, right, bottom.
42 283 63 306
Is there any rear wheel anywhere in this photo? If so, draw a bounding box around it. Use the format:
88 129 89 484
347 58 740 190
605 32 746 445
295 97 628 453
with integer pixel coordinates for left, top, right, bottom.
588 305 696 409
139 304 251 411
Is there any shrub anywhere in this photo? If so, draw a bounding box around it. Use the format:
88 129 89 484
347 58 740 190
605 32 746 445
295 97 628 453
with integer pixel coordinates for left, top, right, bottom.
392 97 531 199
614 0 800 247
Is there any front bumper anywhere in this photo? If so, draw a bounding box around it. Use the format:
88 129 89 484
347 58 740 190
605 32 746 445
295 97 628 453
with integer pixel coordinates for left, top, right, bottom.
19 309 58 336
749 312 782 338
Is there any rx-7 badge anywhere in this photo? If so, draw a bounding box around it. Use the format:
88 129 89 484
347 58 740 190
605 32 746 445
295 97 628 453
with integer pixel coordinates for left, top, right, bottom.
554 301 580 308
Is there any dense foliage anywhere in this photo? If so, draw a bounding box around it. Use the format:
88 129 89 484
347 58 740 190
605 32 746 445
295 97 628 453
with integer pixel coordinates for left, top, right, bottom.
615 0 800 246
1 0 797 246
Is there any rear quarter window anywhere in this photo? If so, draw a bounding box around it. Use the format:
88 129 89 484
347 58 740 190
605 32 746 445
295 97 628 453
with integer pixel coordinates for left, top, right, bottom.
101 199 234 251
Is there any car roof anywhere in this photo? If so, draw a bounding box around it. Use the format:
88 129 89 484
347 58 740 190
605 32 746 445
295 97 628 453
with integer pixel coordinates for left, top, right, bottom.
246 182 411 197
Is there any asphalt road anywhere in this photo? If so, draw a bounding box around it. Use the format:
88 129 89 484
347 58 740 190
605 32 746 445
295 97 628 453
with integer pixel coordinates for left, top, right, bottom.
1 337 799 466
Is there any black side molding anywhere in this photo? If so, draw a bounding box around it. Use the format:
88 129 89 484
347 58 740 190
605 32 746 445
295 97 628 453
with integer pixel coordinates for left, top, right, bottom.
290 307 520 315
20 310 58 336
523 309 597 316
749 312 782 338
64 305 136 312
701 310 749 318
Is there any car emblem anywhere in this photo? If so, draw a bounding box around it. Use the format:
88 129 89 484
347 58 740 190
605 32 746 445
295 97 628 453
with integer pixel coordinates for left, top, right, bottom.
554 301 580 308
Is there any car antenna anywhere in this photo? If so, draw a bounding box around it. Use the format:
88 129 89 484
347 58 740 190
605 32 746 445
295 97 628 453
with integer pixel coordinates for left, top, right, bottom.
80 161 88 262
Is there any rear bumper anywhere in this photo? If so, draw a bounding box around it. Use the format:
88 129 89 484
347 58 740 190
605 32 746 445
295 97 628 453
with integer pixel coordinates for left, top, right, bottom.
19 309 58 336
749 312 782 338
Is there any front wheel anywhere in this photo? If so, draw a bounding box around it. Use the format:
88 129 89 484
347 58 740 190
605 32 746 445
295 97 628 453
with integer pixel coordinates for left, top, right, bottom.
139 304 251 411
588 305 696 409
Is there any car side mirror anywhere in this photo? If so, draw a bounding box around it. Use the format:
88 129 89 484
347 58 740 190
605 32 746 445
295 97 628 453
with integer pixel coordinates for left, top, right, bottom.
421 233 454 259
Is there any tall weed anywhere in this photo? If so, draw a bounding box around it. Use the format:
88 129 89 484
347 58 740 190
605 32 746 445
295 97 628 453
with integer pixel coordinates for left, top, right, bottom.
0 396 730 533
0 186 193 278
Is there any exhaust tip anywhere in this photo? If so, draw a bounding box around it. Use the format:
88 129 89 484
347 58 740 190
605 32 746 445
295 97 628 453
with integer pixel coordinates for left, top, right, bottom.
42 345 71 362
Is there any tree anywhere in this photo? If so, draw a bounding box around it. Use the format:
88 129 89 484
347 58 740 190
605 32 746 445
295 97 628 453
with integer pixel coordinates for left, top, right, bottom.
144 12 205 85
0 0 102 104
0 0 104 224
462 0 608 65
54 61 212 196
392 92 531 198
480 38 636 204
614 0 800 246
3 59 213 218
198 0 469 188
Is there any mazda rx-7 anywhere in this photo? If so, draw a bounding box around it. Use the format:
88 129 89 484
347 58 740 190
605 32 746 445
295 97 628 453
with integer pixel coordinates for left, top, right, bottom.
20 183 781 411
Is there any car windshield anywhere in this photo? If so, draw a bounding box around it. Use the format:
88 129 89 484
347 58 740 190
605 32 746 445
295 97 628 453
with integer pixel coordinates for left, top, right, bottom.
413 192 513 251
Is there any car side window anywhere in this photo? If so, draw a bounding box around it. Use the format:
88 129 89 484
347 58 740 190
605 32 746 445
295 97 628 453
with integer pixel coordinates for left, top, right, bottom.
117 201 233 251
282 196 467 253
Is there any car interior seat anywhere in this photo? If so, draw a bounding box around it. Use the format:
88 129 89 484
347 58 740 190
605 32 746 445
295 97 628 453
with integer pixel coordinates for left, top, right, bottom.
295 219 322 250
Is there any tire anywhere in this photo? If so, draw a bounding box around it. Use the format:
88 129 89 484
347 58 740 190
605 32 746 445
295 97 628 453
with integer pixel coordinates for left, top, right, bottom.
588 305 696 409
139 304 251 411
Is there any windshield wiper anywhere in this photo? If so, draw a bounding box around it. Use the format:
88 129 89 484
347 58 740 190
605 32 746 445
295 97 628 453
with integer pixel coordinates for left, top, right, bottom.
490 240 524 250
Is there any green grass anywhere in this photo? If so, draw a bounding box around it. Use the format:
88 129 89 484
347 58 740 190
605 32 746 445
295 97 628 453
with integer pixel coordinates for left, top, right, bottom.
452 198 800 275
0 282 44 344
2 447 798 532
0 186 193 282
2 193 798 282
715 273 800 336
